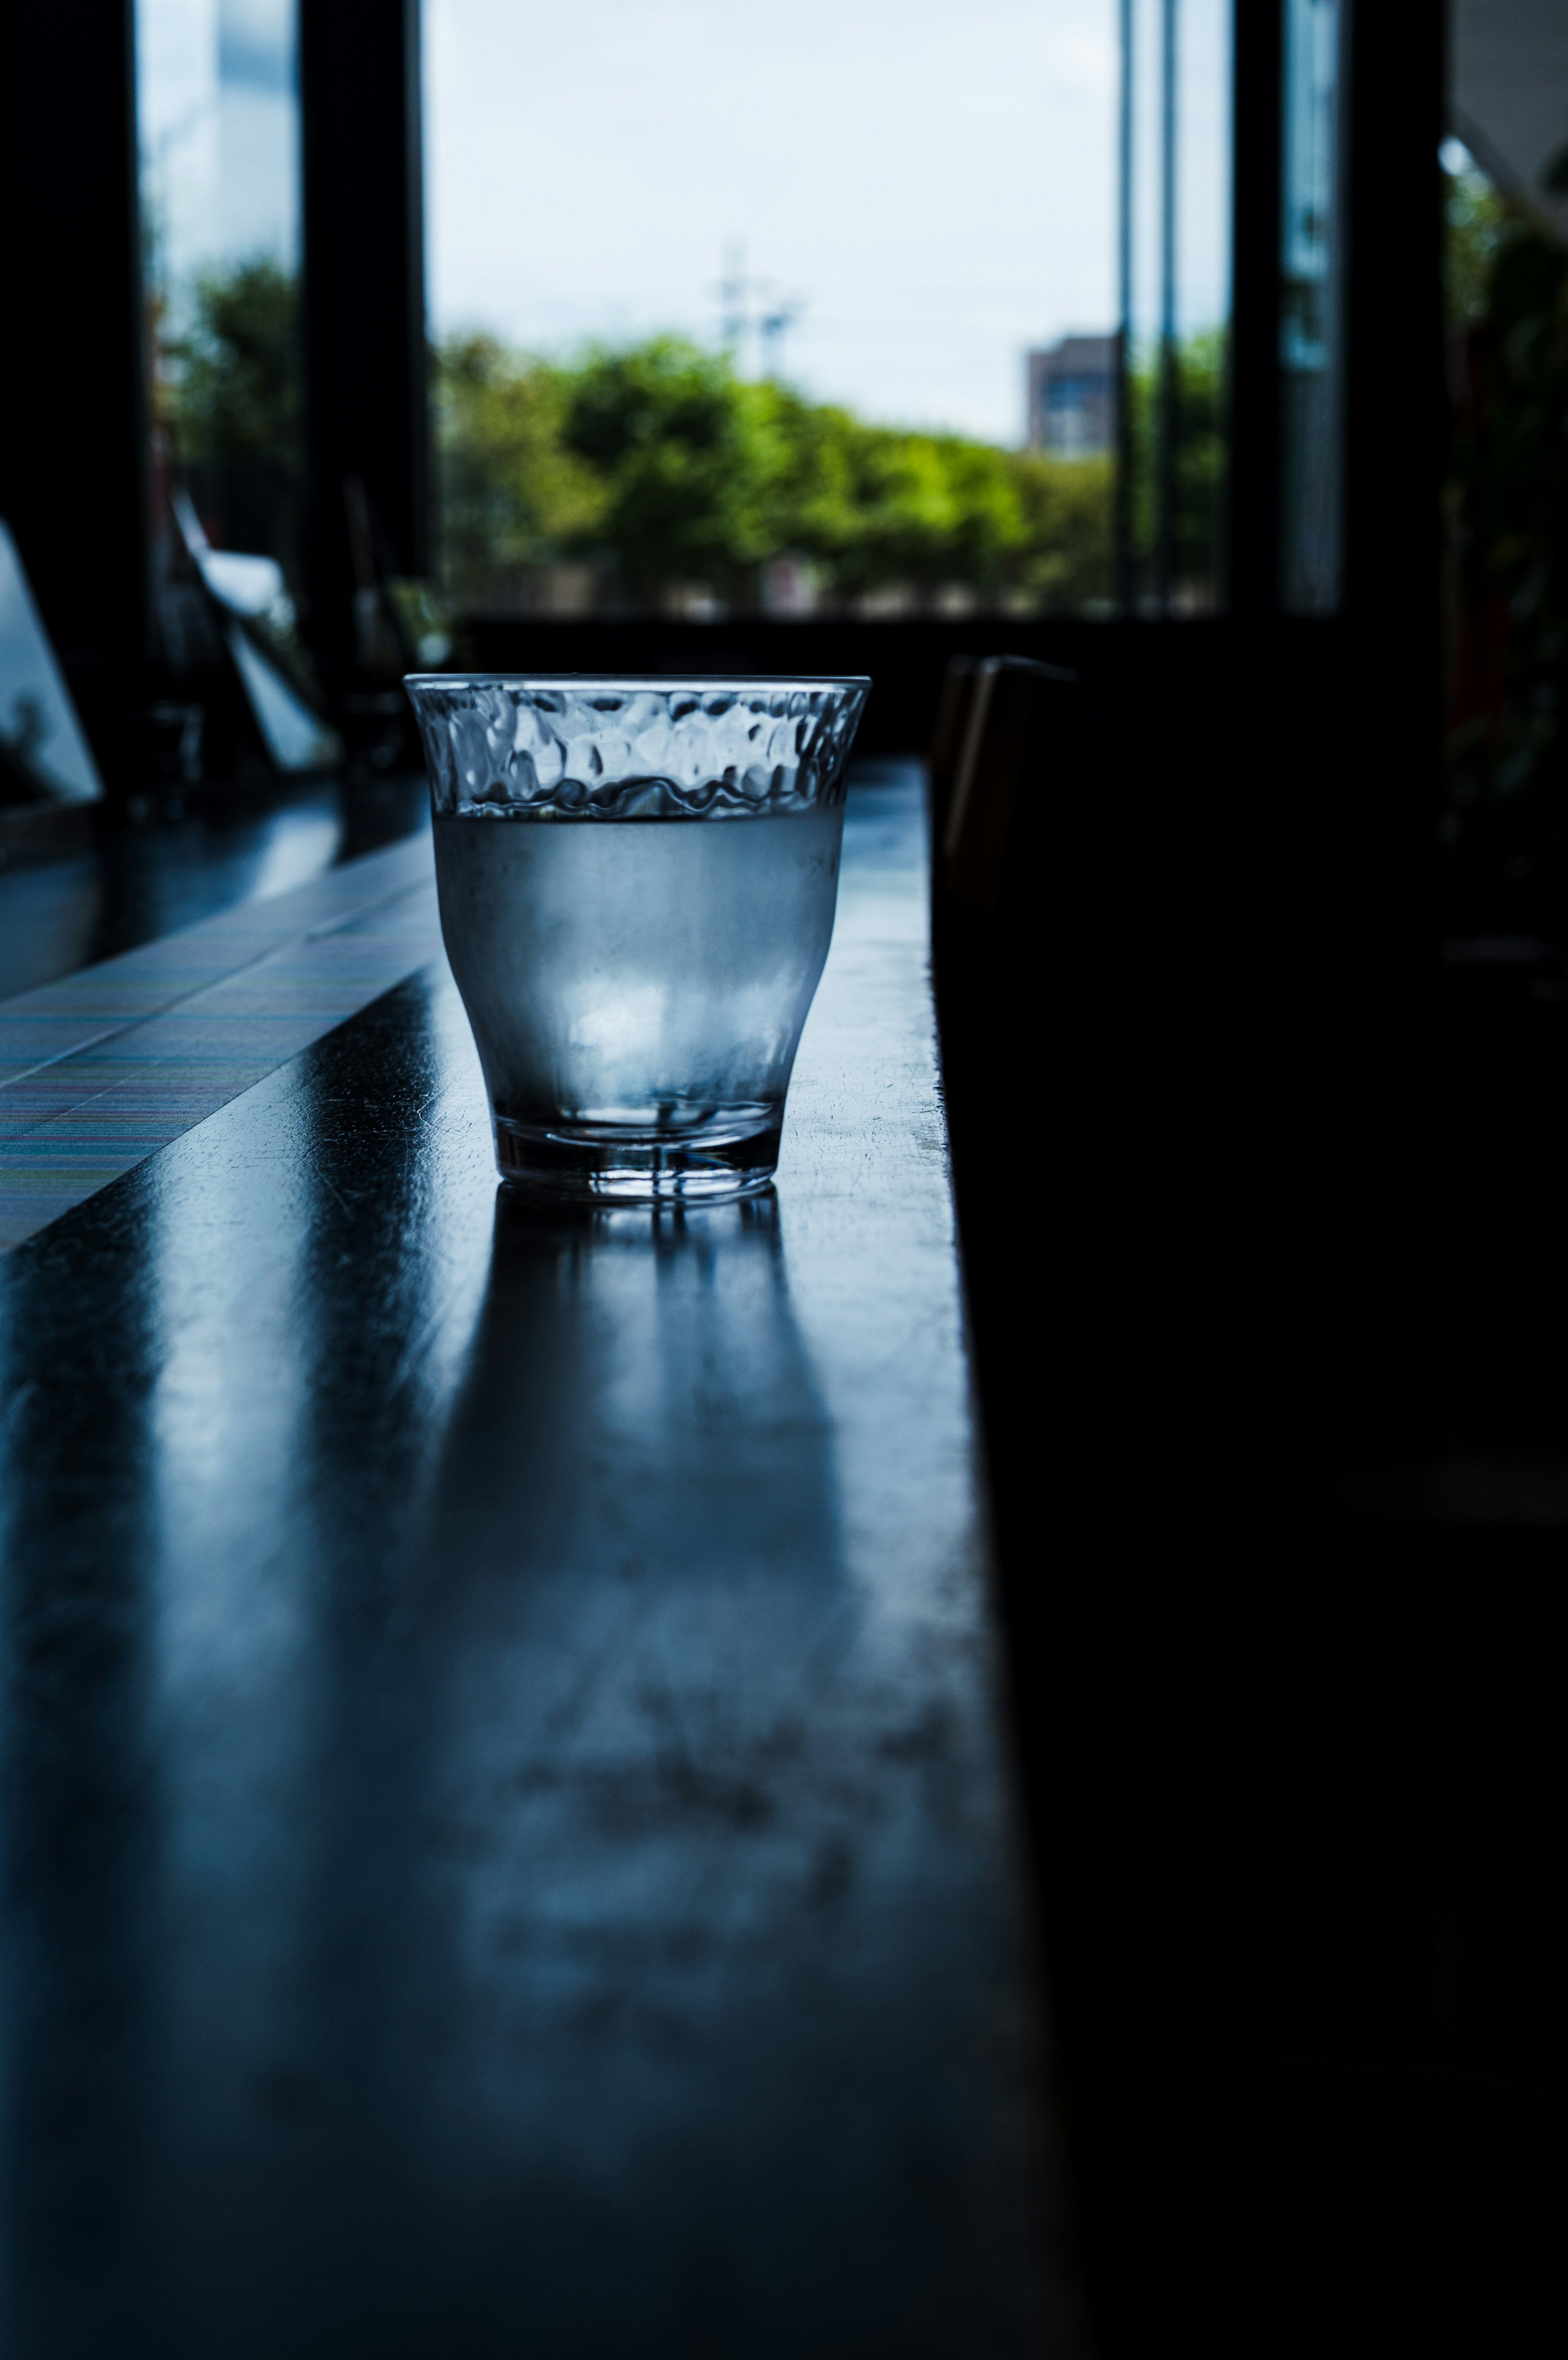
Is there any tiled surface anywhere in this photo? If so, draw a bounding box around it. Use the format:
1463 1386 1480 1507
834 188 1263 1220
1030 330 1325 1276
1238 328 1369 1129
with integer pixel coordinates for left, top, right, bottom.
0 834 442 1248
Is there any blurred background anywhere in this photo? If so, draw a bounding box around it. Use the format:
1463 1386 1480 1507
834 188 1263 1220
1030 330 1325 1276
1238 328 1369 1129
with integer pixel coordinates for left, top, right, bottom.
0 3 1564 957
2 15 1568 2353
135 0 1132 635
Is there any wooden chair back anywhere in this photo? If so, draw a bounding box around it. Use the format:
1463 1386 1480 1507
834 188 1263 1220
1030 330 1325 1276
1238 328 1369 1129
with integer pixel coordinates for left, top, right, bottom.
926 655 982 857
941 655 1078 912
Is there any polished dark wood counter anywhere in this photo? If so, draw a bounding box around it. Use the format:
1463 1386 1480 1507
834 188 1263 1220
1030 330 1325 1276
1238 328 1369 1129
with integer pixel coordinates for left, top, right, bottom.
0 768 1062 2358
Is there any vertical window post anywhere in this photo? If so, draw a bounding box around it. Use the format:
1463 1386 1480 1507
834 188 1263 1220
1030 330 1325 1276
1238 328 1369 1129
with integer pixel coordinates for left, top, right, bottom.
1339 0 1446 966
1120 0 1229 619
298 0 429 688
1227 0 1284 613
0 0 149 781
1156 0 1179 614
1116 0 1136 613
1341 0 1443 637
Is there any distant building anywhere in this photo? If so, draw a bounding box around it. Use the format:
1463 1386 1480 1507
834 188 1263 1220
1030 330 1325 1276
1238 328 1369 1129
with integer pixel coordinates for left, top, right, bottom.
1025 335 1117 457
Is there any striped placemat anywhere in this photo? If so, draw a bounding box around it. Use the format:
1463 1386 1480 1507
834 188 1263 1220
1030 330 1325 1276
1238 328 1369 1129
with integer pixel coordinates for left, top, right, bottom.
0 832 443 1249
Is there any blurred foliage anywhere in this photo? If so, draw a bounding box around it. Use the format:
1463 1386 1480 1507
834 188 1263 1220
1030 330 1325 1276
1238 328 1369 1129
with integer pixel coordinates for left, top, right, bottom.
1120 329 1226 606
153 270 1116 616
1445 156 1568 853
437 335 608 594
1013 448 1115 609
1444 161 1519 328
563 339 782 595
160 258 301 464
434 333 1114 614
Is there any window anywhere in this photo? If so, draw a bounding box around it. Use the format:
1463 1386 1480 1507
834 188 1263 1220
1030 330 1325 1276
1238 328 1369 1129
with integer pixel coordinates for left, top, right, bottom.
137 1 304 596
424 0 1120 621
1119 0 1232 614
1278 0 1346 616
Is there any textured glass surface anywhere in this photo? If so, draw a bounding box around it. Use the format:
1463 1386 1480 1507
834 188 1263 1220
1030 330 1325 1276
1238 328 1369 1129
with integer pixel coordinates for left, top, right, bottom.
405 677 869 821
403 674 869 1202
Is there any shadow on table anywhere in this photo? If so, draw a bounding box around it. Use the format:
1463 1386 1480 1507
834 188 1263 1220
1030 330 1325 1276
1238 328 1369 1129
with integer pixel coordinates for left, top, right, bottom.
4 1175 1013 2358
0 937 1040 2358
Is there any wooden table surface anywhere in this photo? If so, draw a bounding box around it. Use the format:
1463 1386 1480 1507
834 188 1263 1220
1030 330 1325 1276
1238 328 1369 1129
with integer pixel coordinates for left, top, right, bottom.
0 768 1066 2358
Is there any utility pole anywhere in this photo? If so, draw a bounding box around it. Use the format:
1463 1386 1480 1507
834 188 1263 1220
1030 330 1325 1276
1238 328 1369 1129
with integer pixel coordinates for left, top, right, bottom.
718 246 804 380
759 296 803 381
720 243 749 360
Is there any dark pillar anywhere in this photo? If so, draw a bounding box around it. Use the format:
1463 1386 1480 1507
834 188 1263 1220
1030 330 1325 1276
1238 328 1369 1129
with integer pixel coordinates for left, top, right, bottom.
1114 0 1134 611
299 0 430 681
1227 0 1283 613
1343 1 1446 648
0 0 148 781
1330 0 1447 1025
1306 0 1446 1448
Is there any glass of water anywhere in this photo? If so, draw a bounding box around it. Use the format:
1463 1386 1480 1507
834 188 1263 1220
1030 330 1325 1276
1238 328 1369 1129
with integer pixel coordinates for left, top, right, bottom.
404 674 869 1202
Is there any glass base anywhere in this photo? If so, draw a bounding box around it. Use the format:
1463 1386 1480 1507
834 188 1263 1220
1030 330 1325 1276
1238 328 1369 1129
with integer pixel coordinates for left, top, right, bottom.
492 1114 782 1204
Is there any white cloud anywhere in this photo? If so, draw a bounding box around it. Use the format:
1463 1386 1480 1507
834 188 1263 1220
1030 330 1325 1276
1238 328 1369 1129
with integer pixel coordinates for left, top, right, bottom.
425 0 1120 443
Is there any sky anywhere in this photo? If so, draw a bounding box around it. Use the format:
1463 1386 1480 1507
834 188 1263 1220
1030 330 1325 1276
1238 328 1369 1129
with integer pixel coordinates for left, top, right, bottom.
136 0 1231 451
138 0 299 303
424 0 1122 445
1127 0 1230 344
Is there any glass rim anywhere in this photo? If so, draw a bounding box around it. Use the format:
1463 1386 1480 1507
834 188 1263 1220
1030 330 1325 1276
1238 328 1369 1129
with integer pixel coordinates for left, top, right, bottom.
403 672 871 693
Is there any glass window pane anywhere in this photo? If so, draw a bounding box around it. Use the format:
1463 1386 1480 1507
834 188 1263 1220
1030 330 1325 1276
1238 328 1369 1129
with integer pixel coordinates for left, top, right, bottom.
1124 0 1167 609
1173 0 1230 611
425 0 1120 621
137 1 304 598
1120 0 1231 616
1279 0 1346 615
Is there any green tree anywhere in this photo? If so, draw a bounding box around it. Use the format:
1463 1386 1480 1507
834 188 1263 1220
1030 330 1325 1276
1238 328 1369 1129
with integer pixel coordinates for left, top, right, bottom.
942 434 1033 598
432 327 1116 617
748 385 864 578
809 425 1028 606
1121 329 1225 604
164 257 300 463
435 335 606 605
836 426 964 598
1013 451 1114 609
561 337 779 598
1174 328 1226 592
151 272 1119 619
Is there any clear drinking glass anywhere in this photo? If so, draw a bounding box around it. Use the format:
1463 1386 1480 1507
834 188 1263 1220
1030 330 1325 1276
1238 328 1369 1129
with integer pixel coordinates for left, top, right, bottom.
404 674 869 1202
